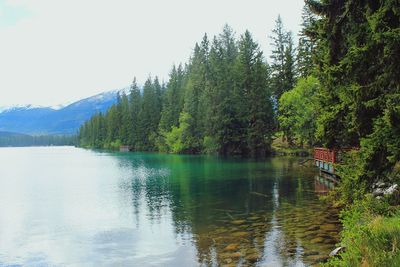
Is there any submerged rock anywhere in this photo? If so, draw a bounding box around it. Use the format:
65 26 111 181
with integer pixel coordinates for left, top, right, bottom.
223 243 239 252
251 222 265 227
307 254 328 264
231 219 246 225
245 253 260 262
307 225 320 231
220 252 241 260
303 251 319 257
320 224 337 231
310 237 325 244
231 231 249 238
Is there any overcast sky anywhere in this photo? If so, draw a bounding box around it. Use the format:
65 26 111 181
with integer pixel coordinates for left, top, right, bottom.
0 0 305 107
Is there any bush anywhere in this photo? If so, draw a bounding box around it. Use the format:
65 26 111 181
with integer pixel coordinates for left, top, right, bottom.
324 196 400 267
203 135 219 154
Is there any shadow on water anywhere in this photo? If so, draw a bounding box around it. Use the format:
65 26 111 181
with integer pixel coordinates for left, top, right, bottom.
113 153 341 266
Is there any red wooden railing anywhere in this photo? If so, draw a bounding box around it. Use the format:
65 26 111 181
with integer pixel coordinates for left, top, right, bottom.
314 147 337 164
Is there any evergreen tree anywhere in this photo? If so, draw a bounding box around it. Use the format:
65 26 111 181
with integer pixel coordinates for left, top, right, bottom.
296 4 317 78
119 93 130 145
206 25 242 155
139 77 161 150
159 65 185 132
307 0 400 183
270 15 297 101
129 78 142 149
181 35 209 153
235 30 274 156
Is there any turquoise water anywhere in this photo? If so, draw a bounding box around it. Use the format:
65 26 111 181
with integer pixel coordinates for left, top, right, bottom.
0 147 340 266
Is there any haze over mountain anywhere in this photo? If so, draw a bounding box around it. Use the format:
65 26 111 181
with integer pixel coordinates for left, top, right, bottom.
0 88 129 135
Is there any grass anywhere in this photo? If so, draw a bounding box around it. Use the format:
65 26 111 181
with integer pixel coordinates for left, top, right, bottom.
324 195 400 267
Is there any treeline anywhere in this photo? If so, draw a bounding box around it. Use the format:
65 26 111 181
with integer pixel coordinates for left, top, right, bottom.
79 12 314 157
0 134 77 147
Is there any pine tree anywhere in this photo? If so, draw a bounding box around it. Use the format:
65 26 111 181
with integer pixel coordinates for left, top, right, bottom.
129 78 141 149
139 77 161 150
296 4 317 78
181 34 210 153
159 65 185 132
270 15 297 101
235 30 274 156
307 0 400 183
211 25 247 155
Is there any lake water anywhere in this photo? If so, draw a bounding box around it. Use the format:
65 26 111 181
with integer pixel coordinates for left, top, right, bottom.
0 147 340 266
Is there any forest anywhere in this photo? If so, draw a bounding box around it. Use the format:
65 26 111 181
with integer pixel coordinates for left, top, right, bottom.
0 133 76 147
79 1 400 265
78 13 305 157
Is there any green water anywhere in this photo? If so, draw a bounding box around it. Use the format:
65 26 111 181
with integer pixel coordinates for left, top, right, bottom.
0 147 340 266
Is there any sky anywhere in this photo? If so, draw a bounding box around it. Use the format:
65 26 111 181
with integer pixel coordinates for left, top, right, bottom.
0 0 305 107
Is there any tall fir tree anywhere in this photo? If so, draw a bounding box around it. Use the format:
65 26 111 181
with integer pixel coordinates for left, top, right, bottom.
270 15 297 102
129 78 142 149
296 4 317 78
307 0 400 183
159 64 185 132
235 30 274 156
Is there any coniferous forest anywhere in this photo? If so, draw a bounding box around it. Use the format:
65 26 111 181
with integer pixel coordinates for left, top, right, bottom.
78 18 300 157
78 1 400 265
78 0 400 187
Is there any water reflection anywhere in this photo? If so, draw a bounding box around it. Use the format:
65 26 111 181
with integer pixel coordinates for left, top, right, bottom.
114 153 341 266
0 147 340 266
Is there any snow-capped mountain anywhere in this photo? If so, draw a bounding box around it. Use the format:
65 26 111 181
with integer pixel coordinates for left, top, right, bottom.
0 87 130 135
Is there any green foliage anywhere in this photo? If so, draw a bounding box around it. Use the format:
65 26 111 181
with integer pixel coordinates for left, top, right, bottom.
0 134 77 147
270 15 297 101
278 76 319 146
324 196 400 267
159 65 186 132
202 136 219 154
138 77 162 151
307 0 400 184
296 4 317 78
78 25 282 157
235 30 274 156
163 112 193 154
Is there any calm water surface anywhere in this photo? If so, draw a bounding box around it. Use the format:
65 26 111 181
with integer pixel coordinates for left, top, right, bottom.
0 147 340 266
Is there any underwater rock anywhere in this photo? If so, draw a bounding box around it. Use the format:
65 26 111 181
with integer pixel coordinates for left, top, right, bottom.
220 252 241 260
245 253 260 262
307 225 320 231
303 251 319 257
231 219 246 225
224 243 240 252
310 237 325 244
231 231 249 238
230 252 242 259
322 239 336 245
251 222 265 227
320 224 337 231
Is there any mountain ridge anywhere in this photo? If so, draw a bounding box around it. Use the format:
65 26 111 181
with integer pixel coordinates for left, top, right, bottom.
0 87 130 135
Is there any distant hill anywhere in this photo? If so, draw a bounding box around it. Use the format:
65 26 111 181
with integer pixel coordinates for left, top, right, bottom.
0 131 30 137
0 88 129 135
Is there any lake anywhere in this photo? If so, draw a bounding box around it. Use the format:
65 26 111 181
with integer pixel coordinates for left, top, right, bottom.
0 147 340 266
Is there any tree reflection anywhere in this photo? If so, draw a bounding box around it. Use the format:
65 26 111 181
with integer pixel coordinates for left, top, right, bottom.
115 154 340 266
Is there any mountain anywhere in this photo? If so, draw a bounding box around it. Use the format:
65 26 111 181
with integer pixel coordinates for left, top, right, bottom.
0 88 129 135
